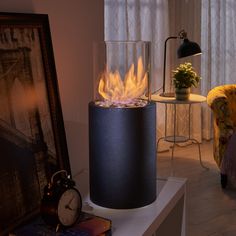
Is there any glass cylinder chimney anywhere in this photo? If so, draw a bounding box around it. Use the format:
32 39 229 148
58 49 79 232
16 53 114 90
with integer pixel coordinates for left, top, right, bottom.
93 41 151 108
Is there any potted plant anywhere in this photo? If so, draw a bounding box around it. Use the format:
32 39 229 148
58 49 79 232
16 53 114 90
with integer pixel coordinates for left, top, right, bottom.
172 62 201 100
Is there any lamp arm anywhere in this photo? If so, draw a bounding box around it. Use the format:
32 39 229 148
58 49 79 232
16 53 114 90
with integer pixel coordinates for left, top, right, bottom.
162 36 178 94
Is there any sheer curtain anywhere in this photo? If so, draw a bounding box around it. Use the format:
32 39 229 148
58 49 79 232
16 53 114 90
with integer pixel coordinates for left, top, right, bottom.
105 0 169 91
201 0 236 139
104 0 204 150
105 0 170 149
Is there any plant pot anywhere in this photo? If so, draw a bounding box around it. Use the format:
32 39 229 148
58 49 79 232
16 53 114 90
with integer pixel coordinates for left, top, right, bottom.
175 87 190 100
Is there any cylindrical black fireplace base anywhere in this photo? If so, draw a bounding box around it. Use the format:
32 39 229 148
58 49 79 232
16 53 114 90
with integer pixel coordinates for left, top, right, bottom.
89 102 156 209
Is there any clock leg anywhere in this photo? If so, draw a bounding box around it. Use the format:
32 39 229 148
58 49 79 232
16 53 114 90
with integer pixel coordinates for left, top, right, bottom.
56 223 60 232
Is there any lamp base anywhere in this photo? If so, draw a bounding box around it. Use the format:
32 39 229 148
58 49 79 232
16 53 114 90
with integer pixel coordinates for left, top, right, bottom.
159 92 175 97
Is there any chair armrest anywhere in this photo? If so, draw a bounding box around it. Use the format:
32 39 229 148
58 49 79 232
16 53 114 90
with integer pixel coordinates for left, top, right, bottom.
207 91 234 138
207 85 236 168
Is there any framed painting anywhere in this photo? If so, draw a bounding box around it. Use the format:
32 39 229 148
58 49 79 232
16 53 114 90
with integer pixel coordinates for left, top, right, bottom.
0 12 71 235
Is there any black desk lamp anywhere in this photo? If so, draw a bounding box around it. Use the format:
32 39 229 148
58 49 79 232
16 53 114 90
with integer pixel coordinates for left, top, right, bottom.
160 30 202 97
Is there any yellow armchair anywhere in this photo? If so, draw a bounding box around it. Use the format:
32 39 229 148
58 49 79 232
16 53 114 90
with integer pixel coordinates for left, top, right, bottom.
207 84 236 188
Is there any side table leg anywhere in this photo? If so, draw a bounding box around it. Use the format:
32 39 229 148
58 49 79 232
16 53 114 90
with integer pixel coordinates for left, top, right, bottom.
156 137 165 152
191 139 209 170
157 137 176 176
171 143 176 176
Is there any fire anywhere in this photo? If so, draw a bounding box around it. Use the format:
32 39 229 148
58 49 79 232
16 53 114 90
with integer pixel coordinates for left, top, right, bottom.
98 57 148 105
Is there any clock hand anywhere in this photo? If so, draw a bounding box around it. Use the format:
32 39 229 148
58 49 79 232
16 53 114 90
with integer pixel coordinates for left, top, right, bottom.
65 196 76 210
67 196 75 205
65 205 79 211
65 204 73 210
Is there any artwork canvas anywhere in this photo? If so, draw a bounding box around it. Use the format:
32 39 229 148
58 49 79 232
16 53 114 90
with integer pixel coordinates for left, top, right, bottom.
0 12 70 235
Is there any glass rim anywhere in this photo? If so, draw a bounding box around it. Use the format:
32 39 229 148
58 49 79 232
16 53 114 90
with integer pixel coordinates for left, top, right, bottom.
94 40 151 45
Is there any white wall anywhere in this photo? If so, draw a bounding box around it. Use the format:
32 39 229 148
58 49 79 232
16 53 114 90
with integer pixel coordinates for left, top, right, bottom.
0 1 104 193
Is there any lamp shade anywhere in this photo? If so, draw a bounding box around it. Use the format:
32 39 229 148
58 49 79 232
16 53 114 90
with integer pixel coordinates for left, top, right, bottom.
177 39 202 58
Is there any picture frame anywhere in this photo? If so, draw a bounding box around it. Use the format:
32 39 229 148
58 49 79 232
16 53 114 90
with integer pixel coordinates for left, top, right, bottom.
0 12 71 235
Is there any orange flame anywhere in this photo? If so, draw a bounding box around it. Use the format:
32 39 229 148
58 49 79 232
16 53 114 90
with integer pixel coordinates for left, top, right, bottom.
98 57 148 104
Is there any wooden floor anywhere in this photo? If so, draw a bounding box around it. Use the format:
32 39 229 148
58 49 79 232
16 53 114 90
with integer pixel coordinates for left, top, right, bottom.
157 141 236 236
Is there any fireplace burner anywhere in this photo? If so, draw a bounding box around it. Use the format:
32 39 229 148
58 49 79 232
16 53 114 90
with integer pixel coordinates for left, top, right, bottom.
89 41 156 209
89 102 156 209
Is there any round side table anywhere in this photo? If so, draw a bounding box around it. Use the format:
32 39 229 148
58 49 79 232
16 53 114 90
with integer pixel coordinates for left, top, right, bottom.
151 93 209 171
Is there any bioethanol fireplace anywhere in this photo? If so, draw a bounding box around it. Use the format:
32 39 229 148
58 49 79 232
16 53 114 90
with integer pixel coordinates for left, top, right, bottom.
89 41 156 209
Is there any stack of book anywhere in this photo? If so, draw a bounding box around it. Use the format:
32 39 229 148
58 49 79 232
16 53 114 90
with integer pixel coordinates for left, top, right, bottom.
11 212 112 236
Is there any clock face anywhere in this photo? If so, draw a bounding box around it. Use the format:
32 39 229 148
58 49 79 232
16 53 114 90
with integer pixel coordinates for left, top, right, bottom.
57 188 82 226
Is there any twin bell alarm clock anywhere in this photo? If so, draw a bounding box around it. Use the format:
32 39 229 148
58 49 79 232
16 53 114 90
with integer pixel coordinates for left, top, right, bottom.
41 170 82 230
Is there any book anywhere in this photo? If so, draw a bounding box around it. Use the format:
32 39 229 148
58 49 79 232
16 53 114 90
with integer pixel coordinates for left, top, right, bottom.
11 212 112 236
